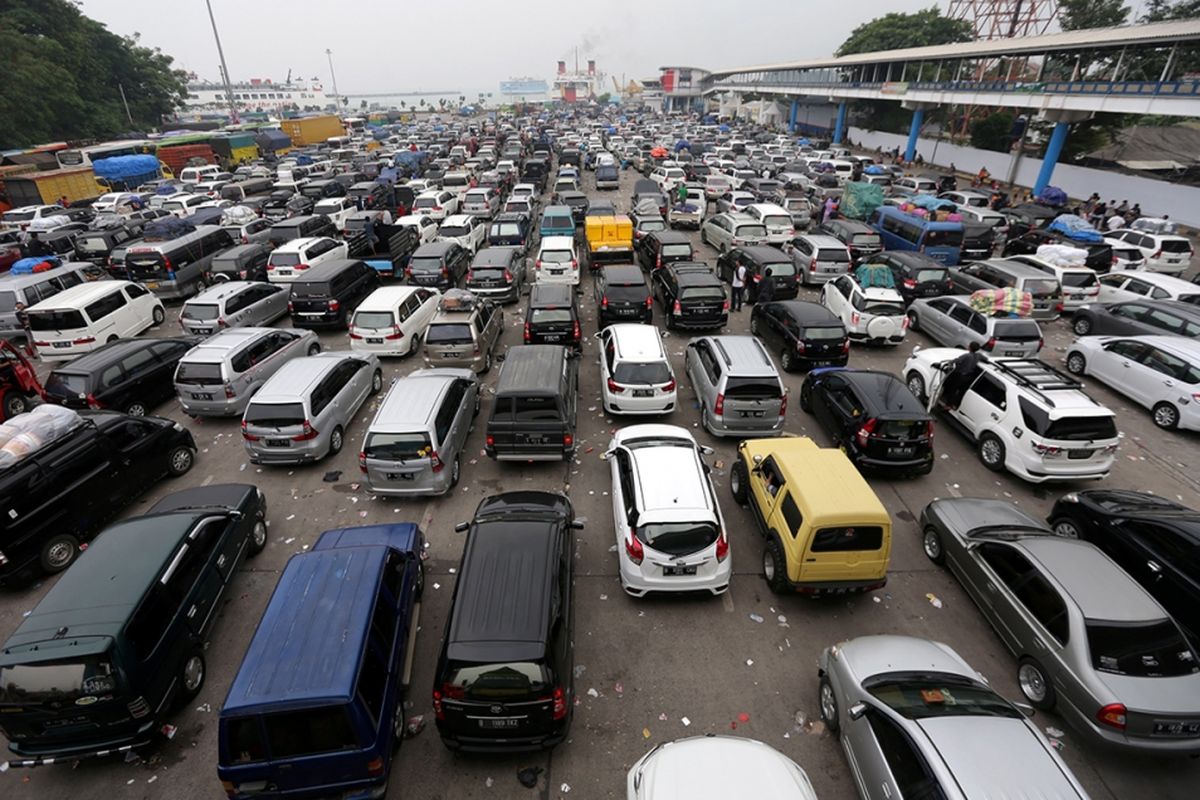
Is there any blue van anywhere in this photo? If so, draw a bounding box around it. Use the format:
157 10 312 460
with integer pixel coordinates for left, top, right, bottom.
538 205 576 240
217 524 425 800
869 206 964 266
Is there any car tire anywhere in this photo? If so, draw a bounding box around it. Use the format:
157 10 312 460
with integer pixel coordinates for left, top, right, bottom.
328 426 344 456
906 371 927 403
700 228 707 245
107 335 119 343
415 560 425 599
1072 316 1092 336
473 391 481 417
818 676 840 735
3 391 29 421
482 351 493 373
167 445 194 477
179 650 206 702
370 369 383 395
408 333 421 357
906 310 920 332
307 342 321 356
750 316 760 335
450 456 461 487
1050 516 1082 539
780 349 795 372
39 533 80 573
730 461 749 505
1152 402 1180 430
922 526 946 565
799 383 813 412
1065 352 1086 375
152 306 165 325
392 705 406 752
762 538 788 594
1017 657 1056 711
978 434 1006 472
125 400 148 417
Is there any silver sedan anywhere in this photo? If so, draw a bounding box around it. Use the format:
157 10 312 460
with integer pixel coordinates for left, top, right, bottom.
919 497 1200 755
819 634 1088 799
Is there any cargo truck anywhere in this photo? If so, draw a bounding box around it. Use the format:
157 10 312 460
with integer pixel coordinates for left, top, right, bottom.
280 115 344 146
210 133 259 168
2 167 103 207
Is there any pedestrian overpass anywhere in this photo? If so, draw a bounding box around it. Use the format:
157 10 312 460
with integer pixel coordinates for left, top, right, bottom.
702 19 1200 194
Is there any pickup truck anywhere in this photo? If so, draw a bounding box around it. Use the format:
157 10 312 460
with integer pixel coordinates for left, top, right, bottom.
347 223 420 279
668 186 706 230
584 214 634 268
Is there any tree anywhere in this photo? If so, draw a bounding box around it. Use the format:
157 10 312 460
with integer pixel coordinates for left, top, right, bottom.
970 111 1015 152
597 92 612 105
1137 1 1200 77
0 0 188 148
1057 0 1129 30
836 7 973 56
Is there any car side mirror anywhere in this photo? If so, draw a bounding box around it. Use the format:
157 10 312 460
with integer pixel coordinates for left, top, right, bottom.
1013 702 1036 719
848 702 867 721
454 521 469 533
752 454 764 466
964 540 981 552
570 519 585 530
700 445 714 456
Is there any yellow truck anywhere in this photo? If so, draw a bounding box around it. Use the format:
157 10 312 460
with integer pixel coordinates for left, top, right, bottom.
2 167 103 207
280 115 345 146
584 214 633 267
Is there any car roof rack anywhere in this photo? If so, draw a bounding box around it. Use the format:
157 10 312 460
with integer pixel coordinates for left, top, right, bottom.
986 358 1083 407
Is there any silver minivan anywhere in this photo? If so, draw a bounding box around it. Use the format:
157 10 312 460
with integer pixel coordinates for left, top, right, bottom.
685 335 788 437
174 327 320 416
179 281 289 335
359 368 480 496
242 351 383 464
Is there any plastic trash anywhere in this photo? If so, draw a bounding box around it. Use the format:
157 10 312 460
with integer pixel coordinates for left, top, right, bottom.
404 714 426 737
926 593 944 609
748 613 764 623
323 471 342 483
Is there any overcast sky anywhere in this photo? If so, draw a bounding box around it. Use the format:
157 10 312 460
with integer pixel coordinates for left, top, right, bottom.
81 0 948 94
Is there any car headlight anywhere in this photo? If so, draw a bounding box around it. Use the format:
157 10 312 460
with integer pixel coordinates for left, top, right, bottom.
1061 492 1079 503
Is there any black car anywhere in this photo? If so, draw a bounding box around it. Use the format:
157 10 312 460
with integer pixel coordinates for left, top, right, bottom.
0 409 196 583
434 492 581 753
799 368 934 476
0 484 266 764
750 300 849 372
285 194 316 218
859 251 952 305
637 231 694 272
652 262 728 330
301 178 347 201
816 219 883 261
525 283 581 349
407 241 471 291
1049 489 1200 649
558 190 589 224
960 221 997 261
485 346 578 463
487 212 531 252
717 246 799 302
1003 223 1113 273
266 214 337 247
262 189 296 220
43 337 198 417
72 226 142 267
466 246 525 304
594 264 653 327
288 259 381 329
1071 299 1200 338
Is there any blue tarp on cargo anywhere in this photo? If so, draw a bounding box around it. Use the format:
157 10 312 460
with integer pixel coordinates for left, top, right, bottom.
255 129 292 153
93 154 161 183
1047 214 1104 243
144 217 196 241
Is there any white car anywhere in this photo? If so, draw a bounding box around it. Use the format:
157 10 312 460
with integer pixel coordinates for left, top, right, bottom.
535 236 580 285
903 348 1120 482
436 214 486 255
821 275 909 345
744 203 795 245
510 183 538 201
395 214 439 245
348 286 441 357
412 190 459 221
606 424 730 597
1096 270 1200 305
312 196 356 231
1066 334 1200 431
650 166 687 194
599 324 677 415
703 175 732 200
1107 227 1194 274
1 204 65 232
1006 255 1099 312
627 736 816 800
266 236 349 283
161 193 208 218
1104 236 1148 271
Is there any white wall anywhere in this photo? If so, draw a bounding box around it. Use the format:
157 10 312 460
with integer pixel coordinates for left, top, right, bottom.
848 126 1200 227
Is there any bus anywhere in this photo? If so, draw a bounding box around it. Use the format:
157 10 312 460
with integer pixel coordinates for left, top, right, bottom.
869 206 964 266
56 140 156 169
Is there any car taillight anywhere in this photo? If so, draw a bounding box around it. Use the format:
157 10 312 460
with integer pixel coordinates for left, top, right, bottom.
1097 703 1127 730
504 269 513 282
241 419 260 441
607 377 624 393
714 392 724 415
841 339 850 354
850 311 860 327
430 450 444 472
625 529 644 565
796 339 807 353
1055 301 1064 312
329 299 340 312
85 392 101 409
779 390 789 416
1037 336 1045 351
901 315 910 330
903 278 917 288
127 696 151 719
563 433 573 448
524 321 532 342
1152 249 1162 259
366 757 385 777
287 301 294 313
715 530 729 562
983 337 996 351
224 383 235 399
571 259 578 270
466 269 474 282
645 295 653 309
359 451 367 472
855 417 877 448
292 420 318 441
267 264 276 271
673 299 682 315
295 263 310 271
535 259 542 271
662 378 676 393
656 253 662 268
572 320 581 341
551 686 567 720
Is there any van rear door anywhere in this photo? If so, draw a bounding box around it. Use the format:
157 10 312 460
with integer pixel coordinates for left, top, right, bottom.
487 395 568 460
436 659 559 741
797 521 890 589
720 375 784 433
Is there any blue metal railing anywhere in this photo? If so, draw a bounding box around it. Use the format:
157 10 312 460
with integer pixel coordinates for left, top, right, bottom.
714 77 1200 98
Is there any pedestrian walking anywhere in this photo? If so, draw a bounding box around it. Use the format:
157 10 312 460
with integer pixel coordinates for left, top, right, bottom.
754 268 775 305
731 261 747 312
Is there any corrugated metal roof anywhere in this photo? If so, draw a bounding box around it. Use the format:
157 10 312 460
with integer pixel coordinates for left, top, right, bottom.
711 19 1200 79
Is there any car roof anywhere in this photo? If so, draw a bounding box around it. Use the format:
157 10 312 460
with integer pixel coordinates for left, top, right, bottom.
709 335 777 376
441 214 472 225
1020 538 1167 622
291 258 361 282
740 245 791 263
272 236 324 252
799 234 849 249
372 372 454 430
650 230 690 244
495 345 567 395
885 251 947 269
759 437 889 523
188 281 263 303
415 240 456 255
832 369 928 416
609 323 666 359
530 283 574 306
600 264 644 283
637 735 816 796
540 235 575 250
771 300 841 324
26 279 132 310
51 337 190 375
253 352 346 400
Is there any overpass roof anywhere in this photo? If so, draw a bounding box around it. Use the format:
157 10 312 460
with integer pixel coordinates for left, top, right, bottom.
710 19 1200 79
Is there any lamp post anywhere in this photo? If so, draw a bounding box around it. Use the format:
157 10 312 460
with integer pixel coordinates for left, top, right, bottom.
326 48 343 113
204 0 239 124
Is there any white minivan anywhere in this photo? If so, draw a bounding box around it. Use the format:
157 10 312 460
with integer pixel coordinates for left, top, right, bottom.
535 236 580 286
348 286 441 357
27 281 165 361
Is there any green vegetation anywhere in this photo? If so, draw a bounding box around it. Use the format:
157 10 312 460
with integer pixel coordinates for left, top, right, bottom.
836 7 973 57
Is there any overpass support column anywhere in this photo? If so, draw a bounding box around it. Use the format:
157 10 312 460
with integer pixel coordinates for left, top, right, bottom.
833 101 847 144
789 99 799 134
901 101 937 163
1031 109 1093 197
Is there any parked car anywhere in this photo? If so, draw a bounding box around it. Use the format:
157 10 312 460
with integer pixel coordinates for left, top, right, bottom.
686 335 787 437
266 236 349 284
637 230 695 272
1065 335 1200 431
43 336 196 416
485 345 578 462
820 275 909 346
1107 227 1194 274
1095 271 1200 306
421 290 503 373
486 213 531 252
948 259 1064 321
524 284 582 350
906 295 1044 355
750 300 849 372
717 246 798 301
1071 299 1200 339
652 262 728 330
286 259 381 329
595 264 653 328
208 243 271 283
436 213 487 255
598 324 677 416
180 281 288 335
465 246 525 303
859 251 951 304
27 280 165 362
700 213 768 254
407 241 470 291
349 286 441 358
174 327 319 417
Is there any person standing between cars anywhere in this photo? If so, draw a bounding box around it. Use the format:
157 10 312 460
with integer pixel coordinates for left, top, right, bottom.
731 260 747 312
941 341 985 409
1107 210 1126 231
753 266 775 305
676 181 688 208
14 302 35 359
1089 200 1107 229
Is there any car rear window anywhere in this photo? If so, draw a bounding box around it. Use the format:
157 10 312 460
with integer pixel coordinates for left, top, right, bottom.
638 521 718 556
426 323 473 344
269 252 301 267
1061 272 1098 288
245 402 306 427
613 361 672 385
851 233 881 246
876 419 927 438
492 223 523 237
818 249 850 264
414 196 438 209
540 250 574 264
409 256 444 273
1023 278 1060 297
512 395 561 421
680 286 725 302
1161 240 1192 253
352 311 395 329
0 655 117 704
724 377 781 399
75 236 110 252
992 320 1042 341
262 706 358 759
530 309 572 324
802 324 844 340
290 281 331 298
439 224 470 237
1019 398 1118 440
734 224 767 238
924 228 963 247
0 291 17 313
865 301 905 316
444 661 549 701
763 215 792 228
1086 619 1198 677
364 432 432 461
605 284 648 302
175 361 223 385
662 244 693 258
29 309 86 330
810 526 884 552
915 268 947 282
44 371 89 395
182 303 220 321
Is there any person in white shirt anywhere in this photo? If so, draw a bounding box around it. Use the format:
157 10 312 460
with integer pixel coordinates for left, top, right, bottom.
731 262 747 311
1107 213 1126 231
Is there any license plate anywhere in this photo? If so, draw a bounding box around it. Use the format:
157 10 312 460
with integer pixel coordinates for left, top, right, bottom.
524 435 545 445
550 269 563 275
1154 720 1200 736
145 282 159 289
442 352 461 358
740 410 765 418
367 337 383 344
810 360 833 367
479 718 520 730
193 328 212 335
888 447 914 457
662 565 698 576
633 389 653 398
542 334 562 342
1003 350 1023 357
385 472 414 481
266 438 290 448
1068 449 1093 460
299 312 324 317
276 270 292 276
53 341 71 348
192 392 213 401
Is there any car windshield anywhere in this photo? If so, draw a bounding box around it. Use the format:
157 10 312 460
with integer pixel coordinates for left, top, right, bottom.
244 402 306 428
638 521 719 556
866 674 1022 720
425 323 473 344
0 654 118 704
444 661 549 701
1086 619 1198 677
182 303 220 321
613 361 672 385
174 361 223 385
363 432 433 461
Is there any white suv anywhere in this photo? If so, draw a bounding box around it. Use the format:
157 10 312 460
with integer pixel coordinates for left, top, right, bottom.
744 203 795 245
821 275 909 345
599 324 677 415
903 349 1120 482
436 214 486 254
1107 227 1193 274
606 424 730 597
266 236 349 283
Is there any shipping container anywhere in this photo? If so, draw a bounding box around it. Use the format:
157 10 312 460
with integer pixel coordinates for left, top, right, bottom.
156 143 217 177
280 115 344 146
3 166 103 207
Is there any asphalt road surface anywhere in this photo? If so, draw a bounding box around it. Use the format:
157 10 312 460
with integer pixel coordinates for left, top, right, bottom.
3 164 1199 800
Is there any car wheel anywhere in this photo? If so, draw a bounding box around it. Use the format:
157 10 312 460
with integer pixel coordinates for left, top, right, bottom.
473 391 481 417
750 316 760 335
482 351 493 373
818 677 840 735
107 335 119 343
730 461 749 504
392 705 406 752
762 539 788 594
1072 316 1092 336
125 400 148 417
167 445 194 477
780 349 795 372
978 434 1006 472
450 456 461 487
906 310 920 332
799 383 813 412
248 519 268 556
700 228 707 245
328 426 344 456
906 371 927 403
370 369 383 395
152 306 165 325
1017 657 1057 711
1152 402 1180 430
39 533 80 573
922 526 945 565
307 342 321 356
1065 352 1086 375
408 333 421 357
3 391 29 420
180 650 206 701
1050 517 1082 539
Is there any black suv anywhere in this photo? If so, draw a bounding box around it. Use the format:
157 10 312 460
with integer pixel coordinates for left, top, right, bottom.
43 337 198 417
594 264 652 327
466 246 525 304
859 252 951 305
434 491 581 752
717 246 799 302
1048 489 1200 649
750 300 849 372
0 409 196 583
637 231 694 272
815 219 883 261
267 214 338 247
287 259 382 328
487 213 531 252
0 484 266 765
652 262 728 330
800 368 934 476
525 284 582 349
407 241 470 291
485 345 578 462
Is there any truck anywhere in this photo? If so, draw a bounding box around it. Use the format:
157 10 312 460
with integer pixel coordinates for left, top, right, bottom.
210 133 259 169
347 223 420 279
1 167 103 207
156 142 217 177
280 115 344 147
584 214 634 267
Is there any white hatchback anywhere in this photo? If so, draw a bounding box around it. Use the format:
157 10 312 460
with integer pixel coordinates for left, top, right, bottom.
606 425 730 597
599 324 677 415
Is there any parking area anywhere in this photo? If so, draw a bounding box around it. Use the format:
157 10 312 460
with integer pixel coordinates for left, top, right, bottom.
2 161 1200 800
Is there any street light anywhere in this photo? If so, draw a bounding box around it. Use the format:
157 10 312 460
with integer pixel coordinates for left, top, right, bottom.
204 0 239 124
326 48 343 113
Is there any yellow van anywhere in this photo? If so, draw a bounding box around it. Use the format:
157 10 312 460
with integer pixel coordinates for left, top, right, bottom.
731 436 891 594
